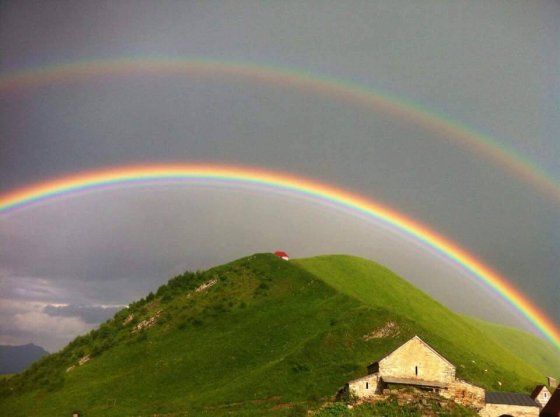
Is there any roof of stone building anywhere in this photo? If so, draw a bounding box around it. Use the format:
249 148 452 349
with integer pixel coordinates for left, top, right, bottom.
485 392 538 407
347 373 379 384
367 335 455 369
381 376 448 388
541 388 560 417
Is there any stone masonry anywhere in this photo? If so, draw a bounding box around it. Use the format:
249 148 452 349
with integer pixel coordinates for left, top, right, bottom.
479 403 539 417
369 336 455 383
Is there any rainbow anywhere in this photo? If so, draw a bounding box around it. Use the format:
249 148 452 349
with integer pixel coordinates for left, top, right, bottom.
1 163 559 351
1 57 559 204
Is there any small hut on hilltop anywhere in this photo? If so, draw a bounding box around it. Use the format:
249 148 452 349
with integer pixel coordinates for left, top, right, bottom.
274 251 289 260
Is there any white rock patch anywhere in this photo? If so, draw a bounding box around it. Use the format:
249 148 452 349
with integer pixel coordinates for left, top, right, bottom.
363 321 399 340
195 279 217 293
132 310 162 333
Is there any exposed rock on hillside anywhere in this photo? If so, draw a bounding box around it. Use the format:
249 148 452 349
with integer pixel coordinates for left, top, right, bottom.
132 310 162 333
363 321 399 340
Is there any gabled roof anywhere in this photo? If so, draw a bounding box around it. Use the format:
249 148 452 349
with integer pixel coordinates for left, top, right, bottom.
542 388 560 417
381 376 448 388
485 392 538 407
367 335 455 369
531 384 550 399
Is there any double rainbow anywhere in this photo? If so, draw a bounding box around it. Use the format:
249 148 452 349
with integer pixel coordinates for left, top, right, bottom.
1 164 559 351
1 57 559 204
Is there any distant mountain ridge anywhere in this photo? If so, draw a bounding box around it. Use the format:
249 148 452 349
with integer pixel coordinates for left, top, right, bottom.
0 344 48 375
0 254 557 416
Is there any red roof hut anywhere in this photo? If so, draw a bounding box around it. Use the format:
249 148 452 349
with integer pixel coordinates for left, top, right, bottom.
274 251 289 261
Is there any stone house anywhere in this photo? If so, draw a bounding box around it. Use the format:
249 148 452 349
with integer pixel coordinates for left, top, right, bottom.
345 334 549 417
366 335 456 385
531 385 551 409
479 392 539 417
345 373 381 399
346 335 484 406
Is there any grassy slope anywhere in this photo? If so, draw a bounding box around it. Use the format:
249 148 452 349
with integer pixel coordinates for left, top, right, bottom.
294 255 551 389
0 254 423 416
462 315 560 377
0 254 555 417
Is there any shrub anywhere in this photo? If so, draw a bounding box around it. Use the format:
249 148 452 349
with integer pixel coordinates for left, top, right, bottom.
191 318 203 326
288 404 308 417
315 403 350 417
161 292 174 303
291 363 310 373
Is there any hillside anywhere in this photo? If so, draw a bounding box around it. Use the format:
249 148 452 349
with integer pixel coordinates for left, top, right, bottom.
461 315 560 377
0 254 556 417
294 255 558 386
0 344 49 375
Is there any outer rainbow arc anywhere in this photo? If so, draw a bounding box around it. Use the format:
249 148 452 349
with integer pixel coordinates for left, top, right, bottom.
0 57 559 203
1 163 559 351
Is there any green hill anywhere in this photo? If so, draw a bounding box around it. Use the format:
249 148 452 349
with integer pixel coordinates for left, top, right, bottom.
0 254 557 417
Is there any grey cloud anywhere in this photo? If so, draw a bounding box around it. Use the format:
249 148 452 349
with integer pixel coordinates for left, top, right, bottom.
0 299 93 352
43 304 123 324
0 274 74 303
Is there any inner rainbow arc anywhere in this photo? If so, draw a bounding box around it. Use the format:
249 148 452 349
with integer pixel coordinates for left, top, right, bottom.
1 163 558 352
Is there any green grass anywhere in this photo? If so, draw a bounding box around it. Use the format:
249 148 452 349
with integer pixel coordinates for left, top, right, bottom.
294 255 554 389
0 253 556 417
462 315 560 377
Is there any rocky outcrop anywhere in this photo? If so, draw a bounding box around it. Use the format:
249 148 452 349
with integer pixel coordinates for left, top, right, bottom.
123 313 134 325
132 310 162 333
363 321 399 340
194 279 217 293
66 354 90 372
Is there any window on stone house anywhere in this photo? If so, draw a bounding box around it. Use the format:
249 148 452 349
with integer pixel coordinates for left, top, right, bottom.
415 366 418 376
366 382 369 389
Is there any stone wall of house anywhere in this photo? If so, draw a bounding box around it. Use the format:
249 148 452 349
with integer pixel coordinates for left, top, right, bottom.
479 403 539 417
533 388 551 408
348 374 381 398
441 380 485 408
378 337 455 383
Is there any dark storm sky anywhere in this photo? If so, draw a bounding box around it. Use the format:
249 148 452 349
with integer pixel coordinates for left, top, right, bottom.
0 1 558 351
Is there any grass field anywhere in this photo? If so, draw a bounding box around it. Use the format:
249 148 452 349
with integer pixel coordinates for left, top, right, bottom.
461 315 560 377
0 253 556 417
